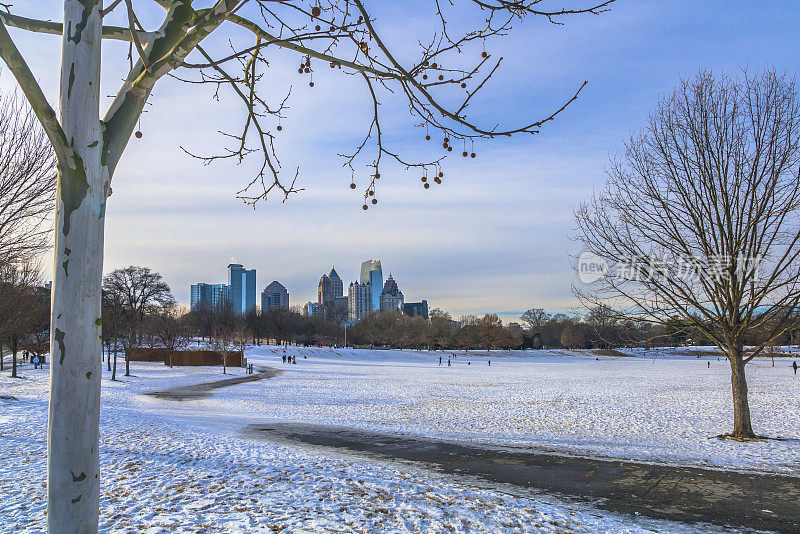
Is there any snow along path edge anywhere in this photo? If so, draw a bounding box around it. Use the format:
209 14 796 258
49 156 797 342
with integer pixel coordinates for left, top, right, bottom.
244 421 800 533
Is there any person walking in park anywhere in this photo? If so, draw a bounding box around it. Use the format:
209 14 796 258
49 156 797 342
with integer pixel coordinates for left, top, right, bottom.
439 356 442 366
793 360 798 375
488 360 491 367
32 355 40 369
282 355 287 364
448 358 451 367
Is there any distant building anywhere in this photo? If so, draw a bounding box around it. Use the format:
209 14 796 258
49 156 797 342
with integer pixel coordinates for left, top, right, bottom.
304 301 326 318
360 260 383 312
379 274 404 312
261 281 289 311
318 266 343 305
228 263 256 313
348 281 372 321
403 300 429 319
190 283 230 311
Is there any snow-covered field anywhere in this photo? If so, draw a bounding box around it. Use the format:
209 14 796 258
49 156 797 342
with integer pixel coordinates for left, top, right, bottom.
1 346 798 532
216 346 800 475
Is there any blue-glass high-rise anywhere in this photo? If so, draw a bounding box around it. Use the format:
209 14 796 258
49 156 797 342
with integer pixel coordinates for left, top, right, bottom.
228 263 256 313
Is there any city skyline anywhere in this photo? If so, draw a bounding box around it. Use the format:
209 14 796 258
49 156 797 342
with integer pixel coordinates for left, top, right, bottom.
5 1 797 323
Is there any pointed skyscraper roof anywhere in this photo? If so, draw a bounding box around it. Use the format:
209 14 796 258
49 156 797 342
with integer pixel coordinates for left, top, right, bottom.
329 266 340 279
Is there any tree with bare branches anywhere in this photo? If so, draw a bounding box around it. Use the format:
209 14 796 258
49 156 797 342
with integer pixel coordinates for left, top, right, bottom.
0 0 614 529
575 70 800 440
0 93 56 265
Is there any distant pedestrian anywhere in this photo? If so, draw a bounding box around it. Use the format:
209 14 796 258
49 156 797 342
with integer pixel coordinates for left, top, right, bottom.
439 356 442 366
448 359 451 367
488 360 491 367
467 361 471 366
282 355 287 364
32 355 40 369
707 361 710 368
794 360 798 375
292 356 297 364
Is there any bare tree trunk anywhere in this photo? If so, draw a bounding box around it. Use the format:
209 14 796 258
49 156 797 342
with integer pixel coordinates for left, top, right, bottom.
106 341 111 372
47 2 104 532
729 349 755 439
111 342 117 381
11 334 18 378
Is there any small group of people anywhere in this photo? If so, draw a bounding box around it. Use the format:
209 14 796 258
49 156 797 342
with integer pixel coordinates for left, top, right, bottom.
438 354 491 367
245 363 255 374
282 354 297 364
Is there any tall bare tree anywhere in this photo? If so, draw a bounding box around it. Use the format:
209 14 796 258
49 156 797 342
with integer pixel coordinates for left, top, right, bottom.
150 303 189 367
103 266 174 376
0 0 614 529
575 70 800 440
0 93 56 265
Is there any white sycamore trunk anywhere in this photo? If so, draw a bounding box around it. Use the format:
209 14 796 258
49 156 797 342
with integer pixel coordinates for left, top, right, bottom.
47 1 106 532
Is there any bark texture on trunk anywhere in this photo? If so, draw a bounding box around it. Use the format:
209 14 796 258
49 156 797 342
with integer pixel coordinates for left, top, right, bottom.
47 1 105 532
729 349 756 439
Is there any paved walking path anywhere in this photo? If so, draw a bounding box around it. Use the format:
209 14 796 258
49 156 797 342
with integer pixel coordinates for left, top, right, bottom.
144 366 283 401
244 422 800 533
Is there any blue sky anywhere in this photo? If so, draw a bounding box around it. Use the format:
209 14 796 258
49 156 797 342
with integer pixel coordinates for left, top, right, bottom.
4 1 800 321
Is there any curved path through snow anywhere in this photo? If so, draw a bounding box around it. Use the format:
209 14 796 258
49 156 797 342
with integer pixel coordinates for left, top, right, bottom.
143 366 283 401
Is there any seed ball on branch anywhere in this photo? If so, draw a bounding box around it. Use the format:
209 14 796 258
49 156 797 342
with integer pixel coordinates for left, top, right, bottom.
276 125 283 131
375 173 380 179
431 62 437 68
371 198 378 205
438 75 444 81
312 6 321 16
462 151 468 157
362 204 368 210
298 68 304 74
425 135 431 141
438 171 444 177
315 25 321 31
434 177 441 184
309 82 314 87
135 131 143 139
421 176 427 182
368 190 374 196
423 74 428 80
330 25 336 31
461 83 466 88
481 51 488 58
442 143 448 149
470 152 476 158
350 182 356 189
444 137 449 143
447 146 452 152
424 182 430 189
330 62 336 68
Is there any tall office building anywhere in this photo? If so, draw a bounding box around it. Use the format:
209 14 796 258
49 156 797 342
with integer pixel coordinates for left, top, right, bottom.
304 301 326 318
318 266 343 304
261 281 289 311
228 263 256 313
359 259 383 313
403 300 429 319
379 274 404 312
190 283 230 311
348 281 372 321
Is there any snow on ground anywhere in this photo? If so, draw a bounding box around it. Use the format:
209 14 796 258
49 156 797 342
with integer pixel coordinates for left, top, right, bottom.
186 345 800 476
0 357 722 533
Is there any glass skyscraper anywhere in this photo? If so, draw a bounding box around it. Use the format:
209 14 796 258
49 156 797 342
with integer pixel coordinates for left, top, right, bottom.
190 283 229 311
228 263 256 313
359 259 382 313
